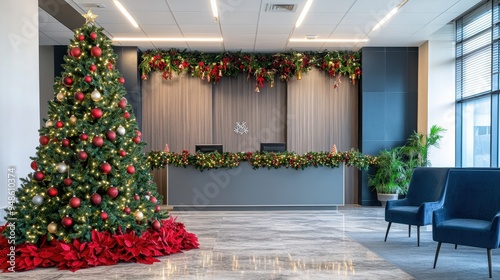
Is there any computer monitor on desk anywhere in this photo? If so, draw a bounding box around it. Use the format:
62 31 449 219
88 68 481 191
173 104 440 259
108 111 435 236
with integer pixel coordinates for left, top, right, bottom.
195 144 223 154
260 143 286 153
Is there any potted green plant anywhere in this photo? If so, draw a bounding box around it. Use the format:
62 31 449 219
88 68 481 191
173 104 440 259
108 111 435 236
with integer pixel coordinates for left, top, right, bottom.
398 125 446 194
368 147 407 207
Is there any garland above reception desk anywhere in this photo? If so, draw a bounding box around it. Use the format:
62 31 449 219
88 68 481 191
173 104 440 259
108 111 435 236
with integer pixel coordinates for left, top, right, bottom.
139 49 361 91
147 149 377 172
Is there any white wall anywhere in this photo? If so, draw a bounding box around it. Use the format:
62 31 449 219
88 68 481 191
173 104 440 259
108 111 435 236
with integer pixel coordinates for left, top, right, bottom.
0 0 39 209
418 23 456 167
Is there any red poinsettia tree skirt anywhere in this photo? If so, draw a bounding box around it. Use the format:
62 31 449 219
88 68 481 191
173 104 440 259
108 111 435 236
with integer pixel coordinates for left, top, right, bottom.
0 217 198 272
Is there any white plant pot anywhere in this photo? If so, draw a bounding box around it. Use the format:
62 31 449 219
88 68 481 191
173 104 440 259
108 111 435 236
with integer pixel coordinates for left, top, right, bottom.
377 193 399 208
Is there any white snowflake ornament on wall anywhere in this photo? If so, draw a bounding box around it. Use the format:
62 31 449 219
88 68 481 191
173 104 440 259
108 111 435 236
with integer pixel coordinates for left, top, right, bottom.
234 121 249 135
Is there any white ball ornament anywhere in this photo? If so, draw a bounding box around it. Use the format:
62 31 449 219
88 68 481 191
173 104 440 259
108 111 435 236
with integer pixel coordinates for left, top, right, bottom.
134 210 144 221
32 194 44 205
117 125 126 136
45 120 53 127
144 195 150 201
57 161 68 173
91 89 101 101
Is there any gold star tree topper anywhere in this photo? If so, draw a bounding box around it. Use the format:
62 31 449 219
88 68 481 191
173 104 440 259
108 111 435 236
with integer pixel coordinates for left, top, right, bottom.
82 9 98 25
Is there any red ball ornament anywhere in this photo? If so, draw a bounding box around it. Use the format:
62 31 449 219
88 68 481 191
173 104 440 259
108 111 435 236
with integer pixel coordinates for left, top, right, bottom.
91 108 103 119
91 46 102 57
118 150 126 157
106 130 116 141
127 165 135 174
89 64 97 72
70 47 81 58
84 75 92 83
117 98 127 109
123 111 130 119
141 74 148 80
62 216 73 228
150 196 157 204
134 194 140 201
30 161 38 171
61 138 70 147
136 130 142 137
89 32 97 40
77 150 88 161
107 62 114 70
63 77 73 87
107 186 119 198
146 191 151 195
39 135 49 145
34 171 45 181
124 206 131 214
152 220 161 230
69 197 81 209
91 193 102 205
55 121 64 128
52 138 58 143
46 187 58 197
100 212 108 220
74 91 85 101
100 162 112 174
77 34 85 41
63 177 73 186
118 77 125 84
92 135 103 147
133 136 141 144
80 133 88 141
155 205 161 212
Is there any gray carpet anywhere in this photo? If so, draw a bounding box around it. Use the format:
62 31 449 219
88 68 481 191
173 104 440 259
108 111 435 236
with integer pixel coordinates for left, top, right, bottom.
347 229 500 280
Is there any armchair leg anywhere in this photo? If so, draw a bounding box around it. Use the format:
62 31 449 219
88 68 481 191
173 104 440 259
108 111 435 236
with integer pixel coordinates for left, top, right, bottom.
417 226 420 247
433 242 442 269
384 222 392 242
408 224 411 237
488 248 492 278
455 244 458 250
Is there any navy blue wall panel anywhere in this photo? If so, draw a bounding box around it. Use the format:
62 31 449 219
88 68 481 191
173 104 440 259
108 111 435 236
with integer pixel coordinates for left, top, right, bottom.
359 47 418 206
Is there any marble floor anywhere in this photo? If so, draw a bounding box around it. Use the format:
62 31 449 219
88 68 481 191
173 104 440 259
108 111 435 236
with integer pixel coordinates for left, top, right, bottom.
3 206 419 279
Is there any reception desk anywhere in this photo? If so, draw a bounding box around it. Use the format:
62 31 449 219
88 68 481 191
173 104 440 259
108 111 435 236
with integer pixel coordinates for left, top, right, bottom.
167 163 345 209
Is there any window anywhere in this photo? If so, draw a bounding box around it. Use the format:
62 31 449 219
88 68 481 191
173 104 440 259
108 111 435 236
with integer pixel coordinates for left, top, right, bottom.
461 97 491 167
456 1 500 167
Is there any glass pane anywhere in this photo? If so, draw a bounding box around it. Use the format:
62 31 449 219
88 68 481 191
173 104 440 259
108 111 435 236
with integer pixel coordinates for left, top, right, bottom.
462 97 491 167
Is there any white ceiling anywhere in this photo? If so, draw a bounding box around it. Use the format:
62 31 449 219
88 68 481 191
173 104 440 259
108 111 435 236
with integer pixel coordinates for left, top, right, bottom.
39 0 482 52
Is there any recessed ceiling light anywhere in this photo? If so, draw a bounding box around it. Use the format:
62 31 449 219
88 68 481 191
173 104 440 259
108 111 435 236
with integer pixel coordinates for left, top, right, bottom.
113 0 139 28
372 0 409 31
112 37 224 42
211 0 218 21
290 38 369 43
295 0 313 28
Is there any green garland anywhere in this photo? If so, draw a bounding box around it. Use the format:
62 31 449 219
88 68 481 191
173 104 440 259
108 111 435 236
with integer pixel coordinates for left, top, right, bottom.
139 49 362 90
147 149 377 172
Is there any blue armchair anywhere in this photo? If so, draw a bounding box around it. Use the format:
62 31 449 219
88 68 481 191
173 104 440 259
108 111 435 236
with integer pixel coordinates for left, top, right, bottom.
384 167 450 246
433 169 500 278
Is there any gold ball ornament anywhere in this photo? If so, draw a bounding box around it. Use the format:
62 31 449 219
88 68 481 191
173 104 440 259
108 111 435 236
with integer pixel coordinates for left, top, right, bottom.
56 92 65 101
47 222 58 234
69 115 77 125
134 210 144 221
91 89 101 101
45 120 53 127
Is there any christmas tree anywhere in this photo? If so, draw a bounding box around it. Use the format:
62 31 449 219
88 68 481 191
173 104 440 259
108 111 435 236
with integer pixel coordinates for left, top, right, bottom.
0 10 197 272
